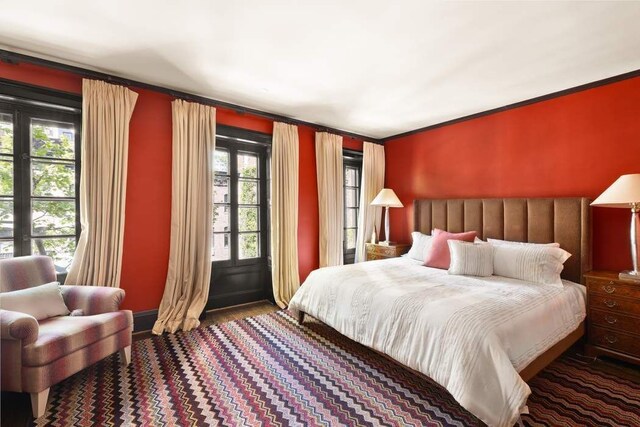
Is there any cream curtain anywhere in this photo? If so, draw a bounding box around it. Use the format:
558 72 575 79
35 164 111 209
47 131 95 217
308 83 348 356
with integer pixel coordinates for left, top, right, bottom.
271 122 300 308
67 79 138 287
316 132 344 267
355 142 385 262
152 100 215 334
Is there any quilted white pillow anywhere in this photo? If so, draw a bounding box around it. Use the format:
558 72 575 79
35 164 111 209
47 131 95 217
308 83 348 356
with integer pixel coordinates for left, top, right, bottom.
447 240 494 277
492 245 571 287
406 231 433 261
0 282 70 320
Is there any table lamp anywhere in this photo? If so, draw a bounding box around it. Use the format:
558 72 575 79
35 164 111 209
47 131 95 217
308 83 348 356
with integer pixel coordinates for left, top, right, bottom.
371 188 403 246
591 173 640 281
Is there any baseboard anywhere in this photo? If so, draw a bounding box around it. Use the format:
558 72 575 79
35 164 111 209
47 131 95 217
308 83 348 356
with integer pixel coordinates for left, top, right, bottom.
133 309 158 333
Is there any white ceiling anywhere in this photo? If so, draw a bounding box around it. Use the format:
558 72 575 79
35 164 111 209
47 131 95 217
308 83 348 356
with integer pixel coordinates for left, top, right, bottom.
1 1 639 139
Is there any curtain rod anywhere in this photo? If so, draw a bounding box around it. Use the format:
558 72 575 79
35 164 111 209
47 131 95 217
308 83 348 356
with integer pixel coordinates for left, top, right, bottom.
0 49 384 145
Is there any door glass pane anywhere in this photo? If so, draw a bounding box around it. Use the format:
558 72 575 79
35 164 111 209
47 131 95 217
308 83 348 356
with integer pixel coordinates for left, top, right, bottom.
346 229 357 250
239 233 259 259
31 237 75 272
0 113 12 154
31 200 76 236
212 233 231 261
345 167 358 187
346 208 358 228
237 153 258 178
0 240 13 259
213 176 230 204
31 161 75 197
30 118 75 160
238 207 259 232
238 180 258 205
213 205 230 232
345 188 358 207
0 199 13 238
0 159 13 196
214 149 229 174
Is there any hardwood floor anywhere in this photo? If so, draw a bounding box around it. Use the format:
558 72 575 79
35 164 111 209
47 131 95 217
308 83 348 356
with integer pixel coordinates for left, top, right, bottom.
1 300 278 427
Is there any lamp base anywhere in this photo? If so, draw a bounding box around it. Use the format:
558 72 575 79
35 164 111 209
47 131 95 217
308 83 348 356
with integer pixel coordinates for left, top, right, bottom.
619 270 640 282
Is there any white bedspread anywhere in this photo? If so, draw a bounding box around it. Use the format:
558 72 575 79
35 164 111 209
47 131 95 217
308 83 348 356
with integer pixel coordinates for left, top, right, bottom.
288 257 586 427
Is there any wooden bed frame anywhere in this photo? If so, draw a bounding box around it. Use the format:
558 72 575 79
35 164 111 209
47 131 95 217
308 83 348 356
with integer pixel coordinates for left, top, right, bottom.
298 197 592 383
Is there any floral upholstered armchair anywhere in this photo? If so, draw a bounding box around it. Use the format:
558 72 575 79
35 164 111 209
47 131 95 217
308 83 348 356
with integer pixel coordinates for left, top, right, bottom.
0 255 133 418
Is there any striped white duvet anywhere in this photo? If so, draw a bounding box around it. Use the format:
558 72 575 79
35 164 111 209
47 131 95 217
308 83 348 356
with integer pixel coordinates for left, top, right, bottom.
288 257 586 427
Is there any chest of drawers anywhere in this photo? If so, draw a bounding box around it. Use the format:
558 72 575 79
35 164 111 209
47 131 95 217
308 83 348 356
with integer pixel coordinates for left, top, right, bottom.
584 271 640 365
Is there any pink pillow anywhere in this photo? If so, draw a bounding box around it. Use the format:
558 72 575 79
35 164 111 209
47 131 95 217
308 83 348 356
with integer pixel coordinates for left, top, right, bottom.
424 229 477 269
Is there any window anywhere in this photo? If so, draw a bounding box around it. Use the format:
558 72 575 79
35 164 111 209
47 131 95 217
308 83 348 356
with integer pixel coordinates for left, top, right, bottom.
212 141 267 263
0 87 81 276
343 152 362 264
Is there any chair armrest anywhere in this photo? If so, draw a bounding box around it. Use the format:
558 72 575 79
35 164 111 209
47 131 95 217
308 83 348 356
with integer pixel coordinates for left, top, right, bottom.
0 309 39 345
60 285 126 315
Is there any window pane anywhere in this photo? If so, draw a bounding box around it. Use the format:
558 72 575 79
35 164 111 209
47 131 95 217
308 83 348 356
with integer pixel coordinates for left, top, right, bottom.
31 200 76 236
238 207 259 232
239 233 259 259
0 199 13 238
238 153 258 178
0 159 13 196
345 167 358 187
32 161 75 197
214 149 229 174
213 176 230 204
346 208 358 228
31 118 75 160
212 233 231 261
31 237 75 272
0 240 13 259
213 205 230 232
238 180 258 205
345 188 358 208
346 229 357 250
0 113 12 155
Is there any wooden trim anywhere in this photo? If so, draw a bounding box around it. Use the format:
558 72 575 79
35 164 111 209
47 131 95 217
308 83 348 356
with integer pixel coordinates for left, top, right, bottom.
382 68 640 142
519 321 585 382
132 309 158 333
0 49 382 144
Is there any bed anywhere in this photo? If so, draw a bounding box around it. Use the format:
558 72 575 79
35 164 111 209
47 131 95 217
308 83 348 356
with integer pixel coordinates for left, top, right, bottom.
289 197 592 427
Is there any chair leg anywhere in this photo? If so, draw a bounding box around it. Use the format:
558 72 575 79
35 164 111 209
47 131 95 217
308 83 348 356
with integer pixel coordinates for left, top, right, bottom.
30 388 49 418
119 345 131 366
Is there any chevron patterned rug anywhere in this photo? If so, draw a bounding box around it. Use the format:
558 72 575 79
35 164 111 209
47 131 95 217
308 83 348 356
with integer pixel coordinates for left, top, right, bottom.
32 310 639 426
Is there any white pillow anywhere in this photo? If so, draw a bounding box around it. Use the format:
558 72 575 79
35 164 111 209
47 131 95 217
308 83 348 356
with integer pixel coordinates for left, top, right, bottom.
488 238 560 248
447 240 494 277
407 231 433 261
492 245 571 287
0 282 70 320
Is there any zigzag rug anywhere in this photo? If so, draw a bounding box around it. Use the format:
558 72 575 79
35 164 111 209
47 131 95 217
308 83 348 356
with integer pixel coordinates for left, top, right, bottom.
32 311 639 426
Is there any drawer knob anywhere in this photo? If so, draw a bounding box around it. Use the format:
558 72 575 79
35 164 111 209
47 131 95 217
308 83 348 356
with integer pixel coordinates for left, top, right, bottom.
604 335 618 344
604 299 617 308
603 284 616 294
605 315 618 325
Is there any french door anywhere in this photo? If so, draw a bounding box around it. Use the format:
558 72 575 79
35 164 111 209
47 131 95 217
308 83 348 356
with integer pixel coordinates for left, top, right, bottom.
209 134 271 308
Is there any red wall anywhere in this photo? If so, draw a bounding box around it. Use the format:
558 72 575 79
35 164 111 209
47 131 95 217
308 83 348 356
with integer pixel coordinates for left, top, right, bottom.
385 76 640 272
0 61 363 312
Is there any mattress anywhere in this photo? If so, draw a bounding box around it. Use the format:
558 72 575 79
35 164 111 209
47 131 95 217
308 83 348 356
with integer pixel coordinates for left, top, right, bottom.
288 257 586 427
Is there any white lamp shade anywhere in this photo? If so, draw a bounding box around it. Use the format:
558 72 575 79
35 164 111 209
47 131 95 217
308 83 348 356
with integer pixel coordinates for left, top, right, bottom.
371 188 403 207
591 174 640 208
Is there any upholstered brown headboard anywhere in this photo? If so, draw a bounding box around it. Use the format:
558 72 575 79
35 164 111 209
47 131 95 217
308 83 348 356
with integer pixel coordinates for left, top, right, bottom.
414 198 592 283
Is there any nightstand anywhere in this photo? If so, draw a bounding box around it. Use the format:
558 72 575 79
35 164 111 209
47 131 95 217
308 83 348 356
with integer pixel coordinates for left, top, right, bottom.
365 243 410 261
584 271 640 365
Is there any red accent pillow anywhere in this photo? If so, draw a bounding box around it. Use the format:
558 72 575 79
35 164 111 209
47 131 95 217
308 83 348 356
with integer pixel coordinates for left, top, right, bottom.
424 229 477 269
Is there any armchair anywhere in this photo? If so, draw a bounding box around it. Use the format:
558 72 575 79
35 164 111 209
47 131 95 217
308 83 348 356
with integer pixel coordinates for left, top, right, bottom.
0 256 133 418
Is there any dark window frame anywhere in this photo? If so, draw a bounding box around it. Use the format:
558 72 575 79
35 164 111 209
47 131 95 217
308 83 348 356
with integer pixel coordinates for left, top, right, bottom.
343 150 362 264
0 82 82 281
212 126 270 268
